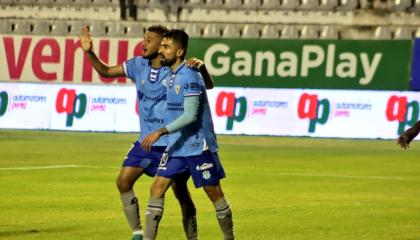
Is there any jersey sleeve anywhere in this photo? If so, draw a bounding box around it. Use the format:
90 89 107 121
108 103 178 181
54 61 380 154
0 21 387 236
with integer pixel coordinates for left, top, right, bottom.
184 71 204 97
123 57 145 82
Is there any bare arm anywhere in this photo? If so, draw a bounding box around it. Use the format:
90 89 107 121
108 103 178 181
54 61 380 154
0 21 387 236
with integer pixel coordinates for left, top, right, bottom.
78 26 125 78
186 57 214 89
397 120 420 149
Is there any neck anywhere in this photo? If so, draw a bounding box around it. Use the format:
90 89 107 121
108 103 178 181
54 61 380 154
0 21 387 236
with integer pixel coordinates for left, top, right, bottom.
170 59 184 71
150 57 161 68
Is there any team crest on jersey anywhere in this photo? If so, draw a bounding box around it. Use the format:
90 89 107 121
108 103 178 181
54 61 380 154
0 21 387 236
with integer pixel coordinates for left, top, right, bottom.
175 85 181 95
202 171 211 180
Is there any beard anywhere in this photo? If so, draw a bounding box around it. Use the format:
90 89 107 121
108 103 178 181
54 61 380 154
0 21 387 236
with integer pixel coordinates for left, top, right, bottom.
143 50 158 60
160 55 177 66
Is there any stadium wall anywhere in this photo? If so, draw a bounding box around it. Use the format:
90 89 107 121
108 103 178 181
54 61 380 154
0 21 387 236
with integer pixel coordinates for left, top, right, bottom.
0 81 417 139
0 34 417 139
0 35 413 90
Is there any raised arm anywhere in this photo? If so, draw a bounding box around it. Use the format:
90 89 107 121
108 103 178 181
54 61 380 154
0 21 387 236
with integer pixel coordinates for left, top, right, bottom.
186 57 214 89
78 26 125 78
397 120 420 149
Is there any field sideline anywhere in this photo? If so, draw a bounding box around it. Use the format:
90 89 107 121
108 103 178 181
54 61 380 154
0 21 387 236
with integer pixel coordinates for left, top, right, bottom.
0 130 419 240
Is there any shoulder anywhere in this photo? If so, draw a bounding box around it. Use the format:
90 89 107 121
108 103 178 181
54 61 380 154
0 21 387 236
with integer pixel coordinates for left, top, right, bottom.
127 56 149 66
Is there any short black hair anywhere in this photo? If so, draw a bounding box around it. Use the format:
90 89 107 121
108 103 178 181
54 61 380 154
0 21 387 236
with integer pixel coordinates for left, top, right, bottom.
164 29 189 60
147 25 169 36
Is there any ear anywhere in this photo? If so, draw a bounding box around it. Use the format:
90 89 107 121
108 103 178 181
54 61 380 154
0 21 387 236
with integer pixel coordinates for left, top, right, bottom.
176 48 185 58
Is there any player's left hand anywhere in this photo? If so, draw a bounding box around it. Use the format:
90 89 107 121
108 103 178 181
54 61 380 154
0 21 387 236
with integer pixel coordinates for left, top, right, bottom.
397 126 420 149
186 57 204 69
141 132 161 151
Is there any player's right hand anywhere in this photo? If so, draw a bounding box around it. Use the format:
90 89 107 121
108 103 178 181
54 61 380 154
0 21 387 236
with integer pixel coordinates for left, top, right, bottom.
397 127 420 149
78 26 93 52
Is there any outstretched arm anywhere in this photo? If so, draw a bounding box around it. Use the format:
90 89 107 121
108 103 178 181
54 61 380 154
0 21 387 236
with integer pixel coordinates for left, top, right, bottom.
141 96 200 151
186 57 214 89
78 26 125 78
397 120 420 149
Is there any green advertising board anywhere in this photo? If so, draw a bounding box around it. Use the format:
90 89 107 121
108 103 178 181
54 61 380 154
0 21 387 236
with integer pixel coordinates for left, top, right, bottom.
188 39 412 90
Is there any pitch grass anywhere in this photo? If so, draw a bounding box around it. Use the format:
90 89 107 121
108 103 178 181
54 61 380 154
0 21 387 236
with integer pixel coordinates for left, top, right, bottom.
0 130 419 240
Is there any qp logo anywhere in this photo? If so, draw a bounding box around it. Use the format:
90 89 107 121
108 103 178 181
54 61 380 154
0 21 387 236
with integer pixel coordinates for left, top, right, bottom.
0 91 8 117
55 88 87 127
298 93 330 133
386 95 419 134
215 91 247 130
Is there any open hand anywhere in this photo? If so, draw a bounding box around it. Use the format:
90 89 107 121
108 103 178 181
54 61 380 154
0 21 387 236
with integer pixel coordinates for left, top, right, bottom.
78 26 93 52
141 132 161 151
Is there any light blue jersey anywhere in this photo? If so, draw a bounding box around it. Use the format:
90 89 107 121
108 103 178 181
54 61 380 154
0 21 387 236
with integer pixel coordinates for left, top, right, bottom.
165 63 218 157
123 56 170 146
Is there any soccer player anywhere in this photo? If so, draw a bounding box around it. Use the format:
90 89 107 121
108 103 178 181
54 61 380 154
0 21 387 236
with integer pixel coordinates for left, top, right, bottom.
398 120 420 149
141 29 234 240
78 25 214 240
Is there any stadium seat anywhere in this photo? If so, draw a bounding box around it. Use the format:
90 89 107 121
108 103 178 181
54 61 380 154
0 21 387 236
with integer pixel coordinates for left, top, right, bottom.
137 7 167 22
185 23 202 37
319 0 338 10
389 0 411 12
50 20 69 35
372 0 390 10
374 26 392 39
320 26 339 39
281 25 298 39
280 0 299 10
260 0 280 9
0 19 10 34
414 0 420 12
121 22 144 38
68 21 88 36
31 20 51 35
242 24 260 38
394 27 412 39
299 0 319 10
224 0 242 9
300 25 319 39
10 19 32 35
53 0 74 6
242 0 261 10
222 24 241 38
337 0 358 11
203 23 221 38
261 24 279 39
204 0 224 8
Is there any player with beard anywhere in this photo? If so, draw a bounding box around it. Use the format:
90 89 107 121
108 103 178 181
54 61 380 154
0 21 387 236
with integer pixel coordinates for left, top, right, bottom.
141 29 234 240
79 25 214 240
